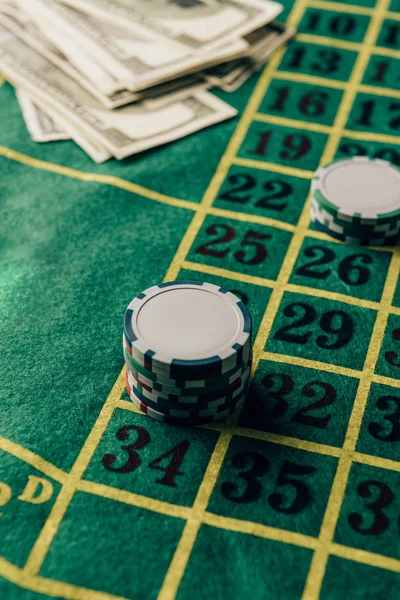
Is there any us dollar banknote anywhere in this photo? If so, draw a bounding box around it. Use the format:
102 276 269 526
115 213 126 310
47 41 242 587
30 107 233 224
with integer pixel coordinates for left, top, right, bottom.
205 21 295 91
0 28 238 160
55 0 283 54
0 6 138 107
20 0 249 92
16 88 69 142
16 87 112 162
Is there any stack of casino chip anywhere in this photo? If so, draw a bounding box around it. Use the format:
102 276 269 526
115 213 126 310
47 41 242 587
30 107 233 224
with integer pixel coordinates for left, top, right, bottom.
123 280 253 426
310 156 400 246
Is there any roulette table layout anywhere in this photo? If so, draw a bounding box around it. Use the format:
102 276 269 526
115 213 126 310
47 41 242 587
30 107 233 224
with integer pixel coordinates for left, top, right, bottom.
1 0 400 598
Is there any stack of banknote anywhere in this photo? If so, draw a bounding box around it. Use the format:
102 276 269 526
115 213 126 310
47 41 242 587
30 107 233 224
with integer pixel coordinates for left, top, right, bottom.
0 0 295 162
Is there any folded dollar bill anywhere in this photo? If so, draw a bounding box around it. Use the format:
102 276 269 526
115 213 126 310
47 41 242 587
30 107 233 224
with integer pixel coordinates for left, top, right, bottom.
0 0 295 162
0 29 237 160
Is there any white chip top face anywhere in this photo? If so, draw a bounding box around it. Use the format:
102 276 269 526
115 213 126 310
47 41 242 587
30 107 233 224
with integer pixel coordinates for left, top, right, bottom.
318 160 400 218
136 287 242 360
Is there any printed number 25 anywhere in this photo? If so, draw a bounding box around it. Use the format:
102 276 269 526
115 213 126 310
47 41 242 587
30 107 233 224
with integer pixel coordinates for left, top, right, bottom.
196 224 271 266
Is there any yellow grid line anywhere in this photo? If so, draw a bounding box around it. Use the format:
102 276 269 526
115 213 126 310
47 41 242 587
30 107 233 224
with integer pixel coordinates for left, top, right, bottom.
302 0 398 595
1 360 400 599
203 511 319 549
284 283 381 309
354 452 400 474
0 557 127 600
208 424 343 458
157 430 233 600
261 352 400 390
182 261 278 289
23 369 126 576
273 71 347 88
2 144 398 252
181 259 389 312
261 351 363 378
184 253 399 312
0 436 68 484
78 480 192 520
162 53 291 285
330 544 400 572
303 251 400 599
343 129 400 144
274 71 400 99
308 0 400 22
254 112 332 134
85 396 400 476
253 113 400 146
373 373 400 388
1 82 398 237
309 0 377 15
4 422 400 513
116 379 400 466
114 398 142 414
207 205 296 232
160 0 367 595
372 45 400 59
232 156 315 178
0 146 197 212
296 32 366 50
12 10 298 591
1 0 399 596
157 7 312 592
359 85 400 100
305 226 396 251
307 0 400 21
296 32 400 59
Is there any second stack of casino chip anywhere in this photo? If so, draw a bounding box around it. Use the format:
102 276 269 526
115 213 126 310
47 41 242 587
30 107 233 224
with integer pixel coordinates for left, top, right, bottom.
310 156 400 246
123 280 252 426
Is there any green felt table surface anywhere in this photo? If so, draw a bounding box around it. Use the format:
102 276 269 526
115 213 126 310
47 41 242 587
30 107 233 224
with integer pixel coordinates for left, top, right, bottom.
1 0 400 598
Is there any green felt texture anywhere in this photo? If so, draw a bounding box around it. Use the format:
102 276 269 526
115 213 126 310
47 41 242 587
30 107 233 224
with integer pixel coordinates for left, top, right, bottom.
0 452 61 568
320 557 400 599
1 0 400 598
0 156 192 471
177 525 313 600
40 492 186 599
0 579 56 600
